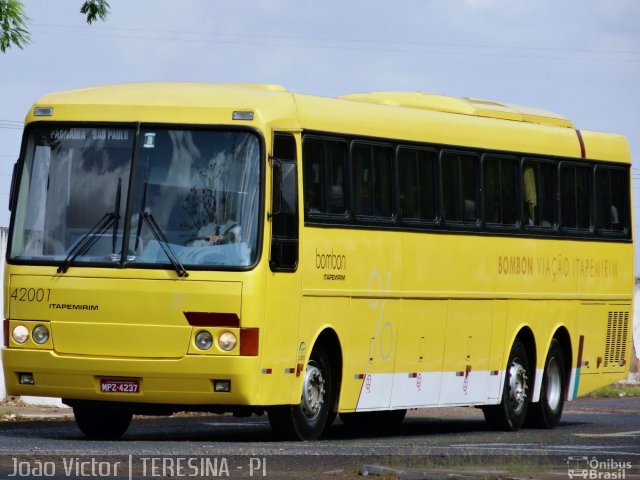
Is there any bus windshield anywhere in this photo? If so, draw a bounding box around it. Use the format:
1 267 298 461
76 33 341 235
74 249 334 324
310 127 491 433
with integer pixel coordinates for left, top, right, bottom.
10 126 261 270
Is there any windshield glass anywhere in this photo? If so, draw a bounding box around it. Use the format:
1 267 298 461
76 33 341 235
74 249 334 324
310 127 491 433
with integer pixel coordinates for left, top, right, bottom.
10 125 261 269
10 126 133 263
129 128 260 268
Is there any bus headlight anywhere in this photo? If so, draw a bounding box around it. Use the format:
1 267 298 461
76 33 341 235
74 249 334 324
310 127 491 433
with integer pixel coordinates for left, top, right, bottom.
195 331 213 350
12 325 29 344
32 325 50 344
218 332 237 352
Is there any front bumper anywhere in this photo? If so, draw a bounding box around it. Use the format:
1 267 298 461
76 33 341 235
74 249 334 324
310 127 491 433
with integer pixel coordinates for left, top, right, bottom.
2 348 260 406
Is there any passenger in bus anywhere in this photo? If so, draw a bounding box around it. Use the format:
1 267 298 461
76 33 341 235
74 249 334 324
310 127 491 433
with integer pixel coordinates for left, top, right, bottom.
306 186 322 214
523 165 537 225
188 195 240 246
490 197 501 223
464 199 476 221
609 204 620 229
360 185 381 216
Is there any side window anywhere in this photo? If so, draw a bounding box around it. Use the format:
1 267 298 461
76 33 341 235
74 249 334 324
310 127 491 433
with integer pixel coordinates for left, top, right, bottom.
522 159 557 228
398 147 437 223
483 155 518 226
270 133 298 272
560 163 591 230
441 151 478 223
595 166 630 235
352 142 393 218
302 137 347 216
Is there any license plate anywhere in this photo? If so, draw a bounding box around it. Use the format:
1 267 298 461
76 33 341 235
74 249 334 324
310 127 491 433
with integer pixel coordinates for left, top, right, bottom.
99 378 140 394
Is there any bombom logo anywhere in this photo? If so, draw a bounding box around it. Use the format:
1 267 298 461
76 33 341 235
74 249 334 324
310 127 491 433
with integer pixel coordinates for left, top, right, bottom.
567 456 632 479
316 248 347 281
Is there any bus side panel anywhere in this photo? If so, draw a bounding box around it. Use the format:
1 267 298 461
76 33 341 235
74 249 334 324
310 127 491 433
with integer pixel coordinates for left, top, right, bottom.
439 300 493 405
571 302 631 399
485 300 508 402
390 299 447 409
345 298 400 411
258 268 301 406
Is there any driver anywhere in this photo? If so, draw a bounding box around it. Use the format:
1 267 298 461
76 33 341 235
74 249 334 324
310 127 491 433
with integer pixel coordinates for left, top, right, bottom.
189 195 240 246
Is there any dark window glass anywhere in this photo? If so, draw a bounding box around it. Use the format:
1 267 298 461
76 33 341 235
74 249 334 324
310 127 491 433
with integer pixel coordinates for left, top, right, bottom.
441 152 478 223
560 164 591 230
352 143 393 218
483 155 518 225
398 147 437 222
302 137 346 215
522 160 556 228
595 167 630 233
270 133 298 272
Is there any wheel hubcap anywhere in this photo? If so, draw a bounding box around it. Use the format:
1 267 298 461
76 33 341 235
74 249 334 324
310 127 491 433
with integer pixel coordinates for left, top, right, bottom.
301 362 325 420
546 357 562 411
508 360 528 414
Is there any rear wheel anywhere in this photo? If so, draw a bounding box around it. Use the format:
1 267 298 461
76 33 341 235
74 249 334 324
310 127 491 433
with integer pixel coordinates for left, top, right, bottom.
268 346 336 440
73 405 132 440
526 339 566 428
483 339 530 431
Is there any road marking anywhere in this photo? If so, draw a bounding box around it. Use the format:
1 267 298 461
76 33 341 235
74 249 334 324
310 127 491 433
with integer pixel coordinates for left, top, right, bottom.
200 421 268 427
452 443 640 456
573 430 640 438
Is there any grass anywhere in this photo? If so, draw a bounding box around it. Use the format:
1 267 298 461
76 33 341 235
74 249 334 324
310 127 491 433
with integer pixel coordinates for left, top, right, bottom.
370 453 567 478
586 384 640 398
0 407 18 421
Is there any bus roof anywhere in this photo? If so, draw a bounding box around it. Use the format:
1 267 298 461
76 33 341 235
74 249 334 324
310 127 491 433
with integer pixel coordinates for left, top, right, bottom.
27 82 630 163
339 92 574 128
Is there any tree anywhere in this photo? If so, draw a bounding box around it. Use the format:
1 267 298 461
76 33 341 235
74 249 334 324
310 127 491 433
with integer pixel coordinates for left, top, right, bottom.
0 0 29 52
0 0 110 53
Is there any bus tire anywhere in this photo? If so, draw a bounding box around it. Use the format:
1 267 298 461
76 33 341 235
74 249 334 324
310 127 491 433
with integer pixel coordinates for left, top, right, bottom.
268 346 335 440
73 405 132 439
526 339 566 428
483 339 530 431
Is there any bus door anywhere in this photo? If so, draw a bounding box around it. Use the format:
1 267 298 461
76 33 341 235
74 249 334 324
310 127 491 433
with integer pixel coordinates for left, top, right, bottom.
261 132 302 404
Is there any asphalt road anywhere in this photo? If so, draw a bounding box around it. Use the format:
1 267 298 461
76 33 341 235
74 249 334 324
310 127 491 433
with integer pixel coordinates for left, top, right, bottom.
0 397 638 479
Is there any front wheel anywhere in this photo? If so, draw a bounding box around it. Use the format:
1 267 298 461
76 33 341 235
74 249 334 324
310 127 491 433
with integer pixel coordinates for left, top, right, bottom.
268 346 336 440
483 339 530 431
73 405 132 440
526 339 566 428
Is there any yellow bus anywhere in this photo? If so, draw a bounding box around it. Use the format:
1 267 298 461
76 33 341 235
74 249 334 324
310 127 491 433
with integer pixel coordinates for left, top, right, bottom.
2 83 633 440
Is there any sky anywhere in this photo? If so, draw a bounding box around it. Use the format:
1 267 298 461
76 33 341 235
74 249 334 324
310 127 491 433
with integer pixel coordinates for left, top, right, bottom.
1 0 639 270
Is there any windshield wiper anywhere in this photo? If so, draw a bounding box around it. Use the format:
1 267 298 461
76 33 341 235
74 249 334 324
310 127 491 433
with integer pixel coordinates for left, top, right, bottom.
133 172 149 254
112 178 122 255
139 210 189 278
58 178 123 274
57 212 117 273
133 173 188 278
